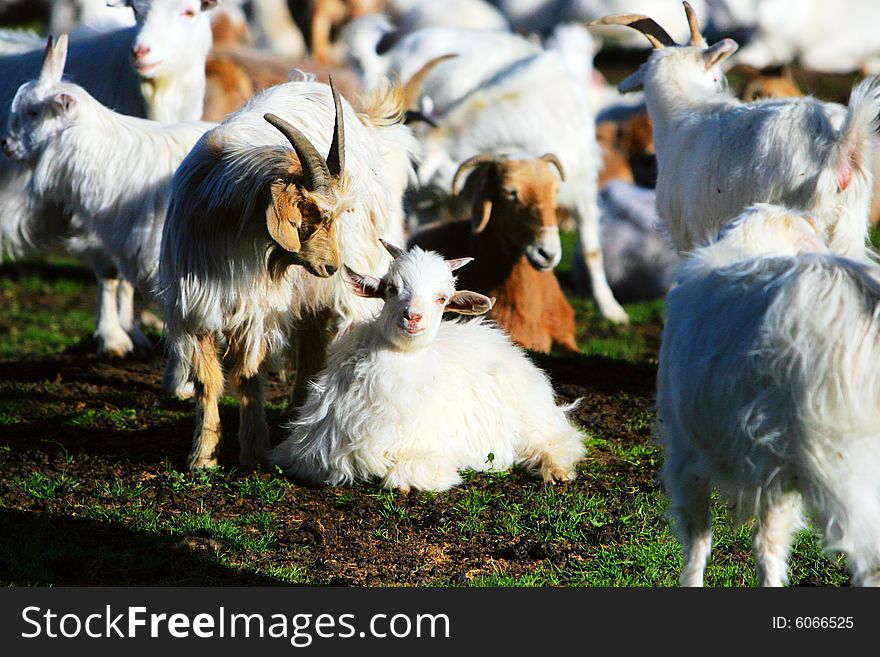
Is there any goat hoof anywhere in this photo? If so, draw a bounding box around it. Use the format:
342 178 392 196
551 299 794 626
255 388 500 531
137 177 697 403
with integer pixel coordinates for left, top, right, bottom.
188 455 219 470
542 464 575 483
165 381 195 400
95 330 135 358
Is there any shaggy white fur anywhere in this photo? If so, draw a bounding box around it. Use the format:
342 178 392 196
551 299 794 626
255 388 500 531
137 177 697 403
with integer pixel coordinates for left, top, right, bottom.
270 245 586 492
657 203 880 587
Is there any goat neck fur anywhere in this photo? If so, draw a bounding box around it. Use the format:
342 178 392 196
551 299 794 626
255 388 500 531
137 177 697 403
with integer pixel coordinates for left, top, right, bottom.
409 156 578 354
270 246 585 492
657 203 880 586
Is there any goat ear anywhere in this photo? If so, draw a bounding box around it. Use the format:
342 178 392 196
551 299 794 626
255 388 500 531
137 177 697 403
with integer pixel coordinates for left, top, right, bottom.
265 180 302 253
52 92 75 113
200 0 219 10
343 266 385 298
446 257 473 272
703 39 738 69
445 291 494 316
618 66 645 93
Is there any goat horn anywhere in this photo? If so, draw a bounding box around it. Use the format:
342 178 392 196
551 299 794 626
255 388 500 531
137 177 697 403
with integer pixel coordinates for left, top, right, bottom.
403 53 458 108
264 112 331 193
379 238 406 260
326 76 344 178
588 14 676 49
683 1 706 47
540 153 566 181
452 154 502 196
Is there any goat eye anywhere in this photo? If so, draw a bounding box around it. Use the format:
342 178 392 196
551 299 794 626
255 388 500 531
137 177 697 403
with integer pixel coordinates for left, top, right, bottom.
437 296 447 304
504 189 517 201
386 284 397 296
182 8 196 18
27 108 39 118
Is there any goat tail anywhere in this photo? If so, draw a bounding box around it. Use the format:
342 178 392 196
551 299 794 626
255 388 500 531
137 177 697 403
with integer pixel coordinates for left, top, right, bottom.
828 75 880 192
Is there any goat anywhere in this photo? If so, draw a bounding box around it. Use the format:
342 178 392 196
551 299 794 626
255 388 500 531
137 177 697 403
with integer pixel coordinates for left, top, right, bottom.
414 29 629 324
656 202 880 586
0 0 216 361
408 153 578 354
3 34 214 393
159 75 419 470
269 241 586 492
591 1 880 258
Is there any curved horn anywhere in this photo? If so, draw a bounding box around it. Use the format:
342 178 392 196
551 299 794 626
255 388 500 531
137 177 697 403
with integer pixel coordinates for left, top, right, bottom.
588 15 676 49
403 53 458 108
452 154 503 196
264 112 331 193
379 238 406 260
683 1 706 47
540 153 566 181
326 76 344 178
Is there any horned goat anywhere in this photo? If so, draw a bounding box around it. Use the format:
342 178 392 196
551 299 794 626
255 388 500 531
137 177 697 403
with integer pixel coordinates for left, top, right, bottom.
591 1 880 258
657 202 880 587
409 153 578 354
269 241 586 492
159 75 419 470
0 0 216 361
3 35 214 393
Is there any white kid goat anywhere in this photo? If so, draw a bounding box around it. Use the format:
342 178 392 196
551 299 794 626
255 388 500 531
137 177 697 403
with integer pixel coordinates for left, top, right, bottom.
270 241 586 492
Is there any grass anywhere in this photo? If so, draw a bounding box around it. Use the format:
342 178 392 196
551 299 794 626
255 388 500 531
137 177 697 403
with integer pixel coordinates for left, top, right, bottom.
0 254 854 588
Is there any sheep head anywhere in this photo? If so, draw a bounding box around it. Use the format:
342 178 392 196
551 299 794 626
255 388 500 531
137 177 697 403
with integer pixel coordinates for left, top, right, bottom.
262 79 347 279
343 241 494 351
590 2 738 94
452 153 566 272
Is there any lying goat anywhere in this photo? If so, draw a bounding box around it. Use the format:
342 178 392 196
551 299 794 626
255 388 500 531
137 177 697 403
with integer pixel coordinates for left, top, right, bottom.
270 241 586 491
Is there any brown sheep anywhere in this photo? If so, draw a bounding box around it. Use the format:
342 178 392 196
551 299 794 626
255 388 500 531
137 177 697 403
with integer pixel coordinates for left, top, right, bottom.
408 153 580 355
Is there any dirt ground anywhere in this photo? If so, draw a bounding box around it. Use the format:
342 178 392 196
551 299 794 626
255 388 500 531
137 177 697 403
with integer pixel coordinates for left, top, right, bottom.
0 273 663 585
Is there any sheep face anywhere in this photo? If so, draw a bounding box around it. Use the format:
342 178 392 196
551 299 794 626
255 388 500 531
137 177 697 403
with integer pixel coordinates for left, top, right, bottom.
3 35 75 163
344 243 494 351
123 0 216 80
453 154 567 272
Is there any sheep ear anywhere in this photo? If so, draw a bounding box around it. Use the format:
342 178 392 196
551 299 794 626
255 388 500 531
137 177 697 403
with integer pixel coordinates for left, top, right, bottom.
446 257 473 272
703 39 738 69
446 291 494 315
52 92 75 113
343 266 385 298
265 180 302 253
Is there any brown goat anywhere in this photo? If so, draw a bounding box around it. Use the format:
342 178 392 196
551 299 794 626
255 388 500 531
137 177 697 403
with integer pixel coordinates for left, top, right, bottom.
408 154 579 355
736 64 802 102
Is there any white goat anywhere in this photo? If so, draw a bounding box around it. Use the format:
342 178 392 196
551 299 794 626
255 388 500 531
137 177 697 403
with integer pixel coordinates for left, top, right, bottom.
3 35 214 393
270 242 585 492
657 203 880 587
159 75 419 470
415 27 628 323
592 2 880 258
389 0 510 37
0 0 215 359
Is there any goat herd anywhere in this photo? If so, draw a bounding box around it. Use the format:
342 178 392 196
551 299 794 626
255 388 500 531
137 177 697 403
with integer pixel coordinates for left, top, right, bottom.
1 0 880 588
